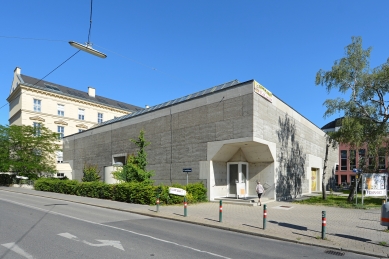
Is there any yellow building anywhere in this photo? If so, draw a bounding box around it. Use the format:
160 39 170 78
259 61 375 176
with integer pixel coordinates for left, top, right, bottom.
7 67 140 178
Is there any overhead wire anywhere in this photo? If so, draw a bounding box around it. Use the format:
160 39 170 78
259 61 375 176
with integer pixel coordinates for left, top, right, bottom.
87 0 93 44
0 50 81 111
1 34 200 87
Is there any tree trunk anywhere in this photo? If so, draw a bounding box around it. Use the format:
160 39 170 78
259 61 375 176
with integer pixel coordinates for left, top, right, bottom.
347 182 356 203
322 143 329 200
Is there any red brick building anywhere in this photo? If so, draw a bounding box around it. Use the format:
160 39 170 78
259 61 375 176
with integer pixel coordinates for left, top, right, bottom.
322 118 388 185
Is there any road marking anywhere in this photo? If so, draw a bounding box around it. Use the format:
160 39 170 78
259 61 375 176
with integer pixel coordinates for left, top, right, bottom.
0 197 231 259
57 232 79 241
2 242 34 259
58 232 124 251
84 240 124 251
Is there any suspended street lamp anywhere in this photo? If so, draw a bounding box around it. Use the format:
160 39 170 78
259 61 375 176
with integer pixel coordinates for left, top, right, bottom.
69 0 107 58
69 41 106 58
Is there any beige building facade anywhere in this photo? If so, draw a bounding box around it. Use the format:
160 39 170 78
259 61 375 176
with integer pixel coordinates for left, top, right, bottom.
7 67 140 178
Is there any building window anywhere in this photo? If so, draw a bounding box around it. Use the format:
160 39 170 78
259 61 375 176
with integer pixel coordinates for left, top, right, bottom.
98 113 103 123
358 149 366 166
368 156 375 169
379 148 386 170
340 175 347 185
56 151 63 163
33 99 41 112
78 109 85 120
58 104 64 116
33 122 41 136
57 173 65 178
349 150 356 170
340 150 347 170
57 126 64 139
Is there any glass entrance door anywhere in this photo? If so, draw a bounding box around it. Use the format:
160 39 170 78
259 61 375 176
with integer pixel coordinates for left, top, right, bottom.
227 162 249 197
311 168 317 192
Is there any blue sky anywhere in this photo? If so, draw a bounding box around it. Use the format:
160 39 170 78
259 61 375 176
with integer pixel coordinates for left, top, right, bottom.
1 1 389 128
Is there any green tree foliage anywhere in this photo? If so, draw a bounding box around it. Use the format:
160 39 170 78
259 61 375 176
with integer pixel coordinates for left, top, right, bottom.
112 130 154 184
82 164 101 182
0 124 60 177
316 36 389 202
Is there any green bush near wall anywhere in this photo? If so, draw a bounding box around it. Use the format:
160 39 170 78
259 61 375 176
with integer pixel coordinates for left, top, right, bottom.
0 174 15 186
33 179 207 205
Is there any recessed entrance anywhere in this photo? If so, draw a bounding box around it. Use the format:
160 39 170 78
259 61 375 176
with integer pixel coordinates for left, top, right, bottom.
227 162 248 198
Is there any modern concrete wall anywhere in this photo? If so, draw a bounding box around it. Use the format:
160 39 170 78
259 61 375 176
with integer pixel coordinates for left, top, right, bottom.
63 79 339 201
64 81 255 184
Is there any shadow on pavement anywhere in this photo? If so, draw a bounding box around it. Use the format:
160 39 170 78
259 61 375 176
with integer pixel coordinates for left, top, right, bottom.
358 218 380 222
332 233 371 242
173 213 185 217
268 220 307 231
356 226 384 232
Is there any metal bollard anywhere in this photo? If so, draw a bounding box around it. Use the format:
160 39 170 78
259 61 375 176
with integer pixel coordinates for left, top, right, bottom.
263 204 267 230
184 197 188 217
219 200 223 222
156 194 160 213
322 211 326 239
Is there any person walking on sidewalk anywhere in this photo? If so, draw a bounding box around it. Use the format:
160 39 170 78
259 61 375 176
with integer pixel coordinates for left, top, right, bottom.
255 180 264 206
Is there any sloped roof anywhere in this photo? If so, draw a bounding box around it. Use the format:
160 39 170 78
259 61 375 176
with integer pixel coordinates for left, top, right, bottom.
321 117 343 130
19 74 141 112
97 79 240 127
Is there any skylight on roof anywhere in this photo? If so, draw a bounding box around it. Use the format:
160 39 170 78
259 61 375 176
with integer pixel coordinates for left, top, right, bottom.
44 84 61 92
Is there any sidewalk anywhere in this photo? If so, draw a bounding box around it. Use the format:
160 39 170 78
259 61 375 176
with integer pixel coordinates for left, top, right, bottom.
1 186 388 258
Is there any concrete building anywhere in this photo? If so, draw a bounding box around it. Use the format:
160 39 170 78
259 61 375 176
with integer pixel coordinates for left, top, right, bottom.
63 79 338 201
7 67 140 178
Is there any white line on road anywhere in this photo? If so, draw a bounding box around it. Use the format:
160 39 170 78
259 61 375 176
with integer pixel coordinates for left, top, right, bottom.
0 197 231 259
58 232 125 251
2 242 34 259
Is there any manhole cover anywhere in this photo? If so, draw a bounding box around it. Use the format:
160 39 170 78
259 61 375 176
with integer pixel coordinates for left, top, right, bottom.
325 250 345 256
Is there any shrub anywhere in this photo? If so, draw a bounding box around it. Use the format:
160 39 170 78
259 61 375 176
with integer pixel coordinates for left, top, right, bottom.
0 174 15 186
82 164 101 182
33 179 207 205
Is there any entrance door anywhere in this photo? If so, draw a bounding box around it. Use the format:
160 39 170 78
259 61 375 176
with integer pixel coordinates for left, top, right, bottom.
311 168 317 192
227 162 249 197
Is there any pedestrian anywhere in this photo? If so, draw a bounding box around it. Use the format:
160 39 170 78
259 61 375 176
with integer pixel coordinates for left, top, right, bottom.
255 180 264 206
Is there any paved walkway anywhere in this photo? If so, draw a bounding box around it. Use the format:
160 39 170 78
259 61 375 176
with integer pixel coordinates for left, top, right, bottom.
1 186 388 258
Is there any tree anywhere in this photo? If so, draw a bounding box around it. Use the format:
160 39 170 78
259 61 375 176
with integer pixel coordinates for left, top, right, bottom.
316 36 389 202
112 130 154 184
0 124 60 177
82 164 101 182
322 136 337 200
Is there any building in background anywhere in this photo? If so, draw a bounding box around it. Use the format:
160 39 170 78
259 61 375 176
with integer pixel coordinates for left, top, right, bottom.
321 117 389 186
7 67 141 178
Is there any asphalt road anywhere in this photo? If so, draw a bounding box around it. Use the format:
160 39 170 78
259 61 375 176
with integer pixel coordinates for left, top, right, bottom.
0 192 377 259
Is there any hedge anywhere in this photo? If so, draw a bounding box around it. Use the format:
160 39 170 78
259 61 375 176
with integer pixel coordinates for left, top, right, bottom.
34 178 207 205
0 174 15 186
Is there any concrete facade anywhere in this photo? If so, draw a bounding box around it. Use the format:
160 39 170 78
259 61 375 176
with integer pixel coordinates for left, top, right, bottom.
63 80 338 201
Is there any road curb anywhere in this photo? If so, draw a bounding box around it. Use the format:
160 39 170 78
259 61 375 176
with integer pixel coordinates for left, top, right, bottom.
1 188 387 258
